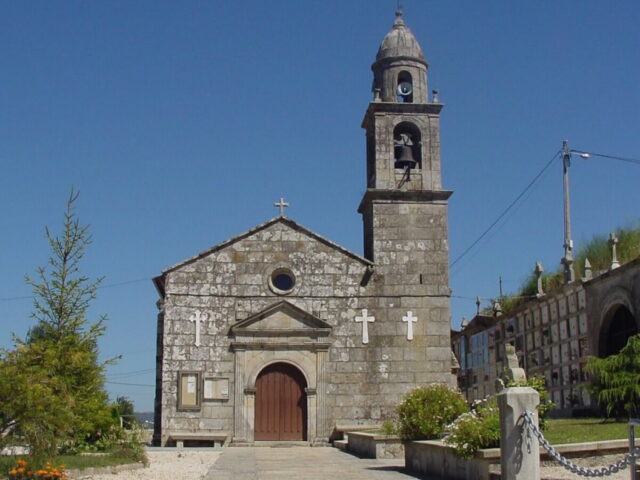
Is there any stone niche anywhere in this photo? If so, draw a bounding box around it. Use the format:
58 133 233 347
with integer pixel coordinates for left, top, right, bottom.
228 300 332 442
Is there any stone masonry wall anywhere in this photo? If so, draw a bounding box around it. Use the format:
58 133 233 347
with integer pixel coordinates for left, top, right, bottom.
157 219 453 444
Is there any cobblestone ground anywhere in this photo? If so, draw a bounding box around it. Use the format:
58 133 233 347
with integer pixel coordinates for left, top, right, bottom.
73 447 639 480
204 446 414 480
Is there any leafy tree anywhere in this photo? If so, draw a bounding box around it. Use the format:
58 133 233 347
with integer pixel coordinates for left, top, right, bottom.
585 334 640 419
113 396 137 429
0 190 115 463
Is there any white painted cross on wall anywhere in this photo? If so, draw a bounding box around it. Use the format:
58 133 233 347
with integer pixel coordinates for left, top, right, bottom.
189 310 209 347
402 311 418 341
355 309 375 344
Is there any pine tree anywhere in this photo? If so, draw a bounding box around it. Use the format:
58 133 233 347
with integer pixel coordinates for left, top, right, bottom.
0 189 115 462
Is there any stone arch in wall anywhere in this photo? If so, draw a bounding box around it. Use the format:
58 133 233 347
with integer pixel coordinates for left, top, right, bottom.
599 303 638 357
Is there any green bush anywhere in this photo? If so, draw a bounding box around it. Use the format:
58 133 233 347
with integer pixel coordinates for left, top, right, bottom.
507 375 555 429
444 396 500 458
586 334 640 419
396 384 469 441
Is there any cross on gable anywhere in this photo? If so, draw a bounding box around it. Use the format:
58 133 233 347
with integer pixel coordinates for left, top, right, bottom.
355 308 375 344
274 197 290 216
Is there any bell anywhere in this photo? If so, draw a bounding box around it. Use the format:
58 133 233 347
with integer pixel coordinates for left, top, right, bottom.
396 145 417 170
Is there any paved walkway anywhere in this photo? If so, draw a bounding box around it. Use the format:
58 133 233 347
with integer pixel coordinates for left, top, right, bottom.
203 446 427 480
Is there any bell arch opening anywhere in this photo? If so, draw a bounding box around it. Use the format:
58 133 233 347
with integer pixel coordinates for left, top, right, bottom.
397 70 414 103
599 304 637 357
393 121 421 170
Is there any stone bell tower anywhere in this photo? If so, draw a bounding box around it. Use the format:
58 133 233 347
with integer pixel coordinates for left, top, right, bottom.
358 10 453 361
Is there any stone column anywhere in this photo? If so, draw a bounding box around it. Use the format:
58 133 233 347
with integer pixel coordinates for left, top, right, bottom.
233 347 246 442
305 388 317 442
497 387 540 480
244 388 256 443
316 349 328 441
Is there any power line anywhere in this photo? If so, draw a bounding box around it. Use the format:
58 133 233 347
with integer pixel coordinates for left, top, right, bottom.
105 381 155 387
106 368 155 378
0 277 150 302
572 149 640 166
450 150 561 269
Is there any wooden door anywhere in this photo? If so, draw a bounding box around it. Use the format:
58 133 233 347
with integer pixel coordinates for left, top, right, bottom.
255 363 307 441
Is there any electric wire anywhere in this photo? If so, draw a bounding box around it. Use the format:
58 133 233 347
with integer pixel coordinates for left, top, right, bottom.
106 368 155 378
450 150 561 270
572 149 640 166
0 277 150 302
105 381 155 387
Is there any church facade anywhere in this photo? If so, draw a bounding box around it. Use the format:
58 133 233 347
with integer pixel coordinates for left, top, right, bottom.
153 11 454 446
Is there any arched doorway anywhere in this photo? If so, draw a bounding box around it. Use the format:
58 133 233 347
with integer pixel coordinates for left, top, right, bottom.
600 305 637 357
255 363 307 441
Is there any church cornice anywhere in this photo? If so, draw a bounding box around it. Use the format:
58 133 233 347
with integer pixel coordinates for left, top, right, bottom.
372 55 428 70
361 102 443 129
357 189 453 214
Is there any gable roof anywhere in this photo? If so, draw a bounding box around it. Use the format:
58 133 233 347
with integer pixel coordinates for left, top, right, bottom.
153 216 372 296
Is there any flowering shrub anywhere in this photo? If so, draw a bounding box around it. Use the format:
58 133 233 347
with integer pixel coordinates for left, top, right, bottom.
443 396 500 458
396 384 469 441
8 459 67 480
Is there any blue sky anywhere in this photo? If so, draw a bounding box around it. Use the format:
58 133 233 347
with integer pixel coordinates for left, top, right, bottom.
2 1 639 411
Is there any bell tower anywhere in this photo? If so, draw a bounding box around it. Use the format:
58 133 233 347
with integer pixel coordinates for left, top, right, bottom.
359 9 452 300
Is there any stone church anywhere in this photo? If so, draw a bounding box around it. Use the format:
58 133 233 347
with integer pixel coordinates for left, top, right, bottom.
153 11 454 446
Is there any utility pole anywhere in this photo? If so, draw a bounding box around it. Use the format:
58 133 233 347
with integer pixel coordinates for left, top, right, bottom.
560 140 575 283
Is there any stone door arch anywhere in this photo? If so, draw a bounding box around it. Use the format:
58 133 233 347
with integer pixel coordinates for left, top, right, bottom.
599 304 637 357
255 362 307 441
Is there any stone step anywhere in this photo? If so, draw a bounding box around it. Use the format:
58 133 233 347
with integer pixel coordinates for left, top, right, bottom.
333 439 348 451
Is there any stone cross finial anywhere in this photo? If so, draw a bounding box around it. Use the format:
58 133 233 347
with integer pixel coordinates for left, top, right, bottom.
609 232 620 270
476 297 481 315
355 309 375 344
584 258 593 280
496 344 527 392
274 197 290 216
402 311 418 341
189 310 208 347
534 261 545 298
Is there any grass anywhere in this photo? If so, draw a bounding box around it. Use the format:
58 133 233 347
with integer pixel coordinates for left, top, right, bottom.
544 418 630 445
0 452 139 477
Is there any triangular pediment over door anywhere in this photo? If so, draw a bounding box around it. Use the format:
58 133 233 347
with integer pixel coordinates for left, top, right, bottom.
229 300 332 351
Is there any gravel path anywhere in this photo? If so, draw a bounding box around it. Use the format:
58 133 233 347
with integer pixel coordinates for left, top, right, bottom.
540 454 637 480
76 450 222 480
71 447 637 480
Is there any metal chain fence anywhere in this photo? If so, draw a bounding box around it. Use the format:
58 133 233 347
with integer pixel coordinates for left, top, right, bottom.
523 411 638 478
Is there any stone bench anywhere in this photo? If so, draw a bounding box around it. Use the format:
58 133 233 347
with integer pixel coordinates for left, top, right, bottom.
168 432 230 448
331 424 380 442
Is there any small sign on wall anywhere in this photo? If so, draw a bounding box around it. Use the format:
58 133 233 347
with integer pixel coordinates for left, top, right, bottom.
178 371 201 410
204 377 229 401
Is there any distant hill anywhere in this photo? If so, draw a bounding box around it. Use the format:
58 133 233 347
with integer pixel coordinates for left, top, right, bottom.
135 411 154 428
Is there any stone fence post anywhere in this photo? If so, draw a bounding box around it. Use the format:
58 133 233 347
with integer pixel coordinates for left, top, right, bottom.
497 387 540 480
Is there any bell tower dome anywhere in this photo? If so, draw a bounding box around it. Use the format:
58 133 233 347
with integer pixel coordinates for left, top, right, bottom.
372 9 428 104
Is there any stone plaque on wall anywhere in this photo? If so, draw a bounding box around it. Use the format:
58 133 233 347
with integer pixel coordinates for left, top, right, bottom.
204 377 230 401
